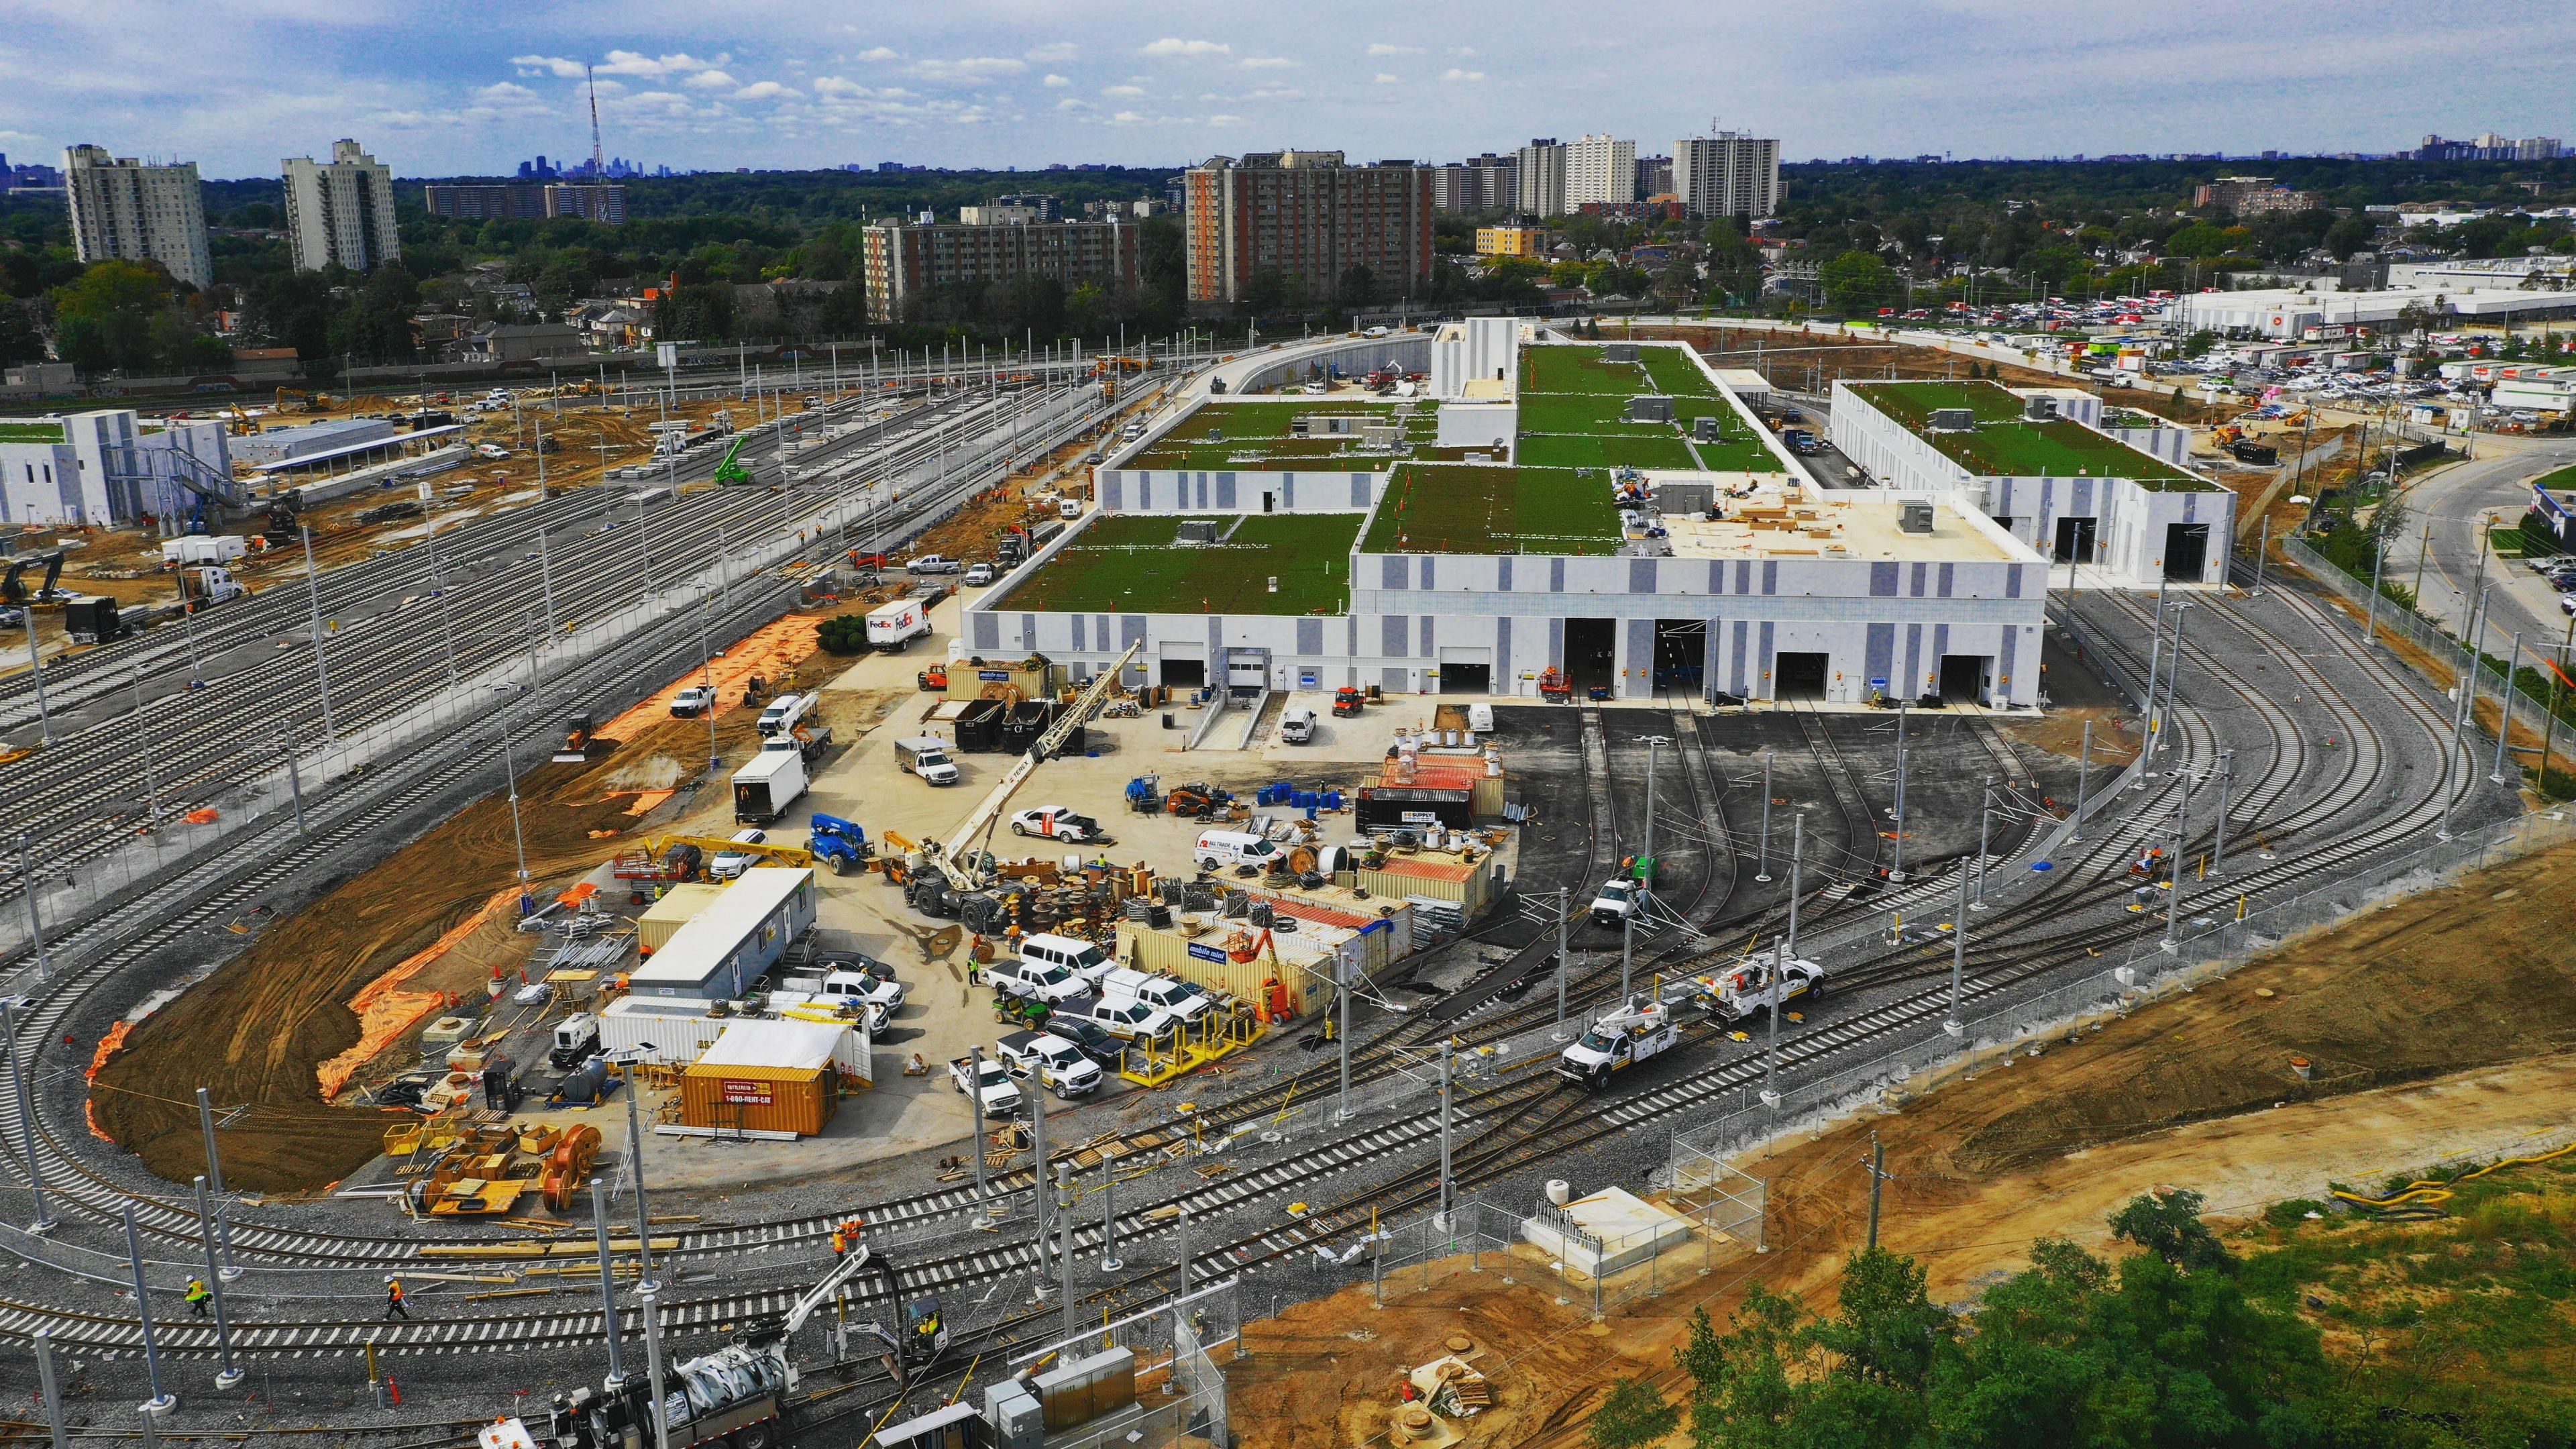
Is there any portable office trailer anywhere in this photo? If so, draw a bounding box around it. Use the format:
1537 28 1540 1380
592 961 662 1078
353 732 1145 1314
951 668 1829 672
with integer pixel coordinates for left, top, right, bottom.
679 1018 846 1136
627 867 816 1000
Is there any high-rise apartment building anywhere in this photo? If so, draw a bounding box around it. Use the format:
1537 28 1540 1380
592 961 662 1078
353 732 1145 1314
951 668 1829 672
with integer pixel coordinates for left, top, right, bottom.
1430 153 1518 213
543 184 627 225
1564 135 1636 210
281 139 400 272
1634 155 1673 201
1514 139 1566 217
1184 151 1434 306
863 218 1138 323
1673 133 1782 219
62 145 211 288
2192 176 2320 215
422 184 549 220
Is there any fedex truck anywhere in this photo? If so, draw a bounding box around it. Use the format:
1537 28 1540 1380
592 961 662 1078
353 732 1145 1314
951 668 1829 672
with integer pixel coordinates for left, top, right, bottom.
865 597 933 653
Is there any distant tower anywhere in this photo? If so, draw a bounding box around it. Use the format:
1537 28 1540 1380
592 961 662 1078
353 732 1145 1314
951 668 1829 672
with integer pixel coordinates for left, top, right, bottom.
588 64 606 180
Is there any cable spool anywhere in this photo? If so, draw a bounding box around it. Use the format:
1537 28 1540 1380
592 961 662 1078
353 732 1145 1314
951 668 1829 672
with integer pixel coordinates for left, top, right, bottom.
1299 870 1326 890
1271 915 1297 932
1286 845 1318 875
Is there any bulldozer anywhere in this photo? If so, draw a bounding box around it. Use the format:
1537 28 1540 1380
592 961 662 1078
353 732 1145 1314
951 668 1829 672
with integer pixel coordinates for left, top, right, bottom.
554 714 596 763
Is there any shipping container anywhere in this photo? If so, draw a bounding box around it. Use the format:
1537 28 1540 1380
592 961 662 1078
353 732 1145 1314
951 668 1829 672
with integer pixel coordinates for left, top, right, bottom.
1357 849 1499 916
678 1018 852 1136
636 883 727 954
1355 786 1473 831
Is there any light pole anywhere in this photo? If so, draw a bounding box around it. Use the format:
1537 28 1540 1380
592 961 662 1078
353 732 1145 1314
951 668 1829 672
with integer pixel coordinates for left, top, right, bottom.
4 996 56 1232
299 525 336 738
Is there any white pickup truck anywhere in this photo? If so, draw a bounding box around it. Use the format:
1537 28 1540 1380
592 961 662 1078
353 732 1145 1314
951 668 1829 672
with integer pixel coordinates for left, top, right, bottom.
1690 957 1827 1024
994 1030 1104 1099
946 1055 1023 1117
984 957 1092 1004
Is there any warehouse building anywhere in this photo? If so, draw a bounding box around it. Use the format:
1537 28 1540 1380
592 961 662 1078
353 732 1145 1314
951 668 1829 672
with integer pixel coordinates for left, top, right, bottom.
969 335 2058 708
627 867 816 1000
1827 380 2235 588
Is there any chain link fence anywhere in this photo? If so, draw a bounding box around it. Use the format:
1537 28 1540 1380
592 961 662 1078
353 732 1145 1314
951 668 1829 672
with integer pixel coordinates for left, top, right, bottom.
1357 1183 1764 1322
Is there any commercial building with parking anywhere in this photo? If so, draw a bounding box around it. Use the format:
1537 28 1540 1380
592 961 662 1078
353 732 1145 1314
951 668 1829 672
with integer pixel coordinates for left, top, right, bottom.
965 329 2065 709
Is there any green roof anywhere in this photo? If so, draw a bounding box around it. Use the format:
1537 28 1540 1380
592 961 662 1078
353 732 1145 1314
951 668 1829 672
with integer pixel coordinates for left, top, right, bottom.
1006 513 1361 615
0 423 63 444
1847 380 2213 490
1124 401 1431 470
1360 463 1624 555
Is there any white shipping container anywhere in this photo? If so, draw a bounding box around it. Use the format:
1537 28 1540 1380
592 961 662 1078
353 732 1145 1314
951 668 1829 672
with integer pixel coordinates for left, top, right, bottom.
160 535 247 567
594 998 871 1081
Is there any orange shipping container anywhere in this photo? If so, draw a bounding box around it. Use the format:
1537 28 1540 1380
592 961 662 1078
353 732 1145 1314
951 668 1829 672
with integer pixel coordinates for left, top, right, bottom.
678 1019 843 1136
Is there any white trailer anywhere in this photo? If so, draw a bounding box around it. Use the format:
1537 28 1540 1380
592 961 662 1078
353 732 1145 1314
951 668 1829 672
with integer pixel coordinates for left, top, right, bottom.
867 597 933 653
160 535 246 568
733 748 808 823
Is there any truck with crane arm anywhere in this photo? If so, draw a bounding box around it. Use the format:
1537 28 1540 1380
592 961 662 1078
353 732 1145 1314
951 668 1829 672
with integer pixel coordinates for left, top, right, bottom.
480 1240 948 1449
918 641 1141 894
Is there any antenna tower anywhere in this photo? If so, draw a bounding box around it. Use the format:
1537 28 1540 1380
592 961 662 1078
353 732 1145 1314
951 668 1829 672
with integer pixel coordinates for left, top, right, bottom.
588 64 606 178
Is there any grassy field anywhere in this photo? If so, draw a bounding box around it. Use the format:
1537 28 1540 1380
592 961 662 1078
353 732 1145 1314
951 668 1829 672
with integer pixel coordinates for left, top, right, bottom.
0 422 63 443
1638 345 1720 396
1004 513 1360 614
1516 433 1701 471
1127 401 1409 470
1849 379 2208 488
1360 463 1623 555
2536 462 2576 493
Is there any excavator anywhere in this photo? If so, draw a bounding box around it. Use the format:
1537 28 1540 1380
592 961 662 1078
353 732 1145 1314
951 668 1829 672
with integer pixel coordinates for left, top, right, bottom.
0 551 67 606
481 1238 947 1449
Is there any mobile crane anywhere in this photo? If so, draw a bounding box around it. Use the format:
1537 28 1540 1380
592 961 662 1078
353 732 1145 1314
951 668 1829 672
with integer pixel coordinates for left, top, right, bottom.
480 1241 947 1449
920 641 1140 892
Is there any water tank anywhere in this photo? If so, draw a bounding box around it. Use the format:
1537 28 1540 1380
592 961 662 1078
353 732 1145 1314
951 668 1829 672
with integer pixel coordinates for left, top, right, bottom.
1546 1179 1571 1206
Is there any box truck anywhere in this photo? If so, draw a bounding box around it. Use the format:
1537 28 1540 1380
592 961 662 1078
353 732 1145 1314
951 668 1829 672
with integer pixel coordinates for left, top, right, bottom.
865 597 933 653
733 748 808 823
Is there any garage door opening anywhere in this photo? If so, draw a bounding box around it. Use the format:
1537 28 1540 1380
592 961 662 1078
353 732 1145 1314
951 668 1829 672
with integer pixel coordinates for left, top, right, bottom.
1438 647 1492 694
1774 651 1829 700
2053 516 2098 564
1564 618 1616 693
1938 653 1987 704
1653 619 1707 691
1226 651 1268 696
2164 523 2209 581
1160 657 1206 688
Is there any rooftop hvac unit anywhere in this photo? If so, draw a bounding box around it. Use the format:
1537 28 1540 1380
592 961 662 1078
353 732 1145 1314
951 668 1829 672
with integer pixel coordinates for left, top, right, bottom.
1626 395 1675 423
1176 519 1220 544
1603 343 1639 362
1900 500 1936 535
1693 415 1721 441
1927 407 1976 431
2022 396 2058 422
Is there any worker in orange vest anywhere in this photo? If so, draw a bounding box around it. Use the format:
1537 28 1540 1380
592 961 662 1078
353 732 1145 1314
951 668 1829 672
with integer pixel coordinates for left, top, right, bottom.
383 1277 411 1320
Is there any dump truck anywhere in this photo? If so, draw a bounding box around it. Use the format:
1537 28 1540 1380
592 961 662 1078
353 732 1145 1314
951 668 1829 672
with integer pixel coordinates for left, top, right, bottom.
1556 996 1679 1089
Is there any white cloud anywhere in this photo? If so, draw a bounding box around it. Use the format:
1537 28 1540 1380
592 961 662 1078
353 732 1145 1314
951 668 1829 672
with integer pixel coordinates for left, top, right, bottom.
812 75 872 97
1055 97 1087 110
1042 73 1073 87
1103 84 1144 98
1366 43 1423 56
598 50 727 78
1373 72 1401 83
912 56 1027 83
684 69 739 89
1142 38 1230 56
733 80 799 101
855 46 900 62
1108 109 1148 123
511 54 585 78
1024 42 1077 62
1440 68 1485 81
1208 114 1244 125
1240 56 1293 69
1451 46 1478 55
474 81 543 104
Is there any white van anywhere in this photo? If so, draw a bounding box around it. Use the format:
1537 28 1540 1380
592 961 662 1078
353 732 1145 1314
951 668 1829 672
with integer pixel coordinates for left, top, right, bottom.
756 693 812 738
1193 829 1280 871
1018 932 1114 985
1277 707 1317 745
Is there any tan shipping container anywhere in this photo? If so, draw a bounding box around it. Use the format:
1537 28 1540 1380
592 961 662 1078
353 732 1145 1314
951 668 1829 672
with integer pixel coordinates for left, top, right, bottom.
637 883 726 955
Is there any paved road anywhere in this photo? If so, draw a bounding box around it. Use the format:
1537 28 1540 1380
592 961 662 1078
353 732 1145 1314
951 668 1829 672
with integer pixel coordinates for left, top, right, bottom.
2387 437 2576 662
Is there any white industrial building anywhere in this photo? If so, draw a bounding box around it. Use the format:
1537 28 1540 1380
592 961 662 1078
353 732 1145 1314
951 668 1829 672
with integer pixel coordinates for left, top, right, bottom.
1827 380 2235 589
0 410 233 527
2167 283 2576 339
281 139 401 273
970 335 2060 708
63 145 211 290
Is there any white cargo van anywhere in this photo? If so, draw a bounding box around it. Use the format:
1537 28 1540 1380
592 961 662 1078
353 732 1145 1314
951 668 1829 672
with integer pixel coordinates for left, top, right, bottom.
1466 702 1495 735
865 596 933 652
1193 829 1279 871
1277 707 1317 745
1018 932 1114 985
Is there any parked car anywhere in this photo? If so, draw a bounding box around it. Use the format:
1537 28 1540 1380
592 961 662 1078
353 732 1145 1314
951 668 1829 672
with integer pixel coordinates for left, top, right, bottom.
709 828 766 879
811 951 900 983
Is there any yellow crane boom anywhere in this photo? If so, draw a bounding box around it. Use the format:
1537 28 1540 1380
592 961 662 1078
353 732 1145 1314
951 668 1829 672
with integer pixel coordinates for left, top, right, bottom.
931 641 1140 890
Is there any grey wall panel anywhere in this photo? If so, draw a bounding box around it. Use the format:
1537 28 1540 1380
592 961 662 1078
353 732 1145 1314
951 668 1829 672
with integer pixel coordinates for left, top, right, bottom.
1296 616 1324 655
1383 614 1409 657
1864 622 1894 688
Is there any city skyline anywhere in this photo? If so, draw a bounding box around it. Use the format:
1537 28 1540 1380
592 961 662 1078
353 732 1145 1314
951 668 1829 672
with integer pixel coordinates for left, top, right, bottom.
3 0 2572 178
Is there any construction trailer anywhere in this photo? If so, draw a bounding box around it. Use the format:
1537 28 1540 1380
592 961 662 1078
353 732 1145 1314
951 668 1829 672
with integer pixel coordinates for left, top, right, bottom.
678 1018 851 1136
626 867 816 1001
635 882 727 954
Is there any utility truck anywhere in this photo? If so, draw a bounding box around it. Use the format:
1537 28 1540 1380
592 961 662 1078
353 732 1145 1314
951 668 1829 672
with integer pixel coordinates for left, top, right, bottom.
895 736 960 786
1556 996 1680 1089
946 1054 1024 1116
1690 956 1827 1024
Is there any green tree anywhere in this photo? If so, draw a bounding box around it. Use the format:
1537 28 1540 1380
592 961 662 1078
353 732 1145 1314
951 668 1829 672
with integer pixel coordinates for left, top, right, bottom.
0 301 48 366
1587 1377 1678 1449
50 259 171 375
2323 213 2379 260
1819 250 1894 316
2106 1188 2233 1273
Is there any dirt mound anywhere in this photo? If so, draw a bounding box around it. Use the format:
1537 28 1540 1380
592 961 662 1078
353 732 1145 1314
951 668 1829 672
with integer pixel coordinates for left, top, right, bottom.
88 710 777 1194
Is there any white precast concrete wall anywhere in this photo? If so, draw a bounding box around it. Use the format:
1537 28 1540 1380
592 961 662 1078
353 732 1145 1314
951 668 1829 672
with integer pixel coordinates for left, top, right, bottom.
1429 318 1521 398
1097 464 1385 515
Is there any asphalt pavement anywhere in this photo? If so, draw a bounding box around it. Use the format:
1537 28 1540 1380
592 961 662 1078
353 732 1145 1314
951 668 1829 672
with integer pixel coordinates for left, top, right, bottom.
2385 436 2576 662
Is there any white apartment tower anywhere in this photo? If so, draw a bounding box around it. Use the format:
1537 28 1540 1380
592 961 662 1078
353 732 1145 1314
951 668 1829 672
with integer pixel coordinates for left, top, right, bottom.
1564 134 1637 209
282 139 401 272
62 144 211 288
1513 138 1566 217
1674 133 1782 219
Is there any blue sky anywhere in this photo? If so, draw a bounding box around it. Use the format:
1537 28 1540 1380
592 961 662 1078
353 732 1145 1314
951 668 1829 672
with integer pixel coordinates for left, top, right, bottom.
3 1 2572 180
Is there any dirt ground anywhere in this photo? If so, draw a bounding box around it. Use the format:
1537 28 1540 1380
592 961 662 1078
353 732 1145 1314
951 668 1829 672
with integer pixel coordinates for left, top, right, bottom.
1226 835 2576 1449
85 598 882 1193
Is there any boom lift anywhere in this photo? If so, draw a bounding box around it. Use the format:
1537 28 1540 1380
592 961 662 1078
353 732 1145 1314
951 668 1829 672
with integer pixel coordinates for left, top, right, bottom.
710 435 754 487
924 641 1140 892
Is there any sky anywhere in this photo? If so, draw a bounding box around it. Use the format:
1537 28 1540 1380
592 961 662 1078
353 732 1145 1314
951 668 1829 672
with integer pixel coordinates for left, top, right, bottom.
3 0 2573 180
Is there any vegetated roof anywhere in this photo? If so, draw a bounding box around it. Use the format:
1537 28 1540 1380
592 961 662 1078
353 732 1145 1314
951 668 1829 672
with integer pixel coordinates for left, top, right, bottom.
1360 463 1624 555
1005 513 1362 615
0 422 64 443
1123 400 1430 470
1848 380 2214 490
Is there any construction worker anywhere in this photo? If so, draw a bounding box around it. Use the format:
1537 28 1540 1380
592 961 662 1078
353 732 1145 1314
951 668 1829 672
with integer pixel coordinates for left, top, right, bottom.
828 1224 848 1256
184 1277 211 1318
383 1277 411 1320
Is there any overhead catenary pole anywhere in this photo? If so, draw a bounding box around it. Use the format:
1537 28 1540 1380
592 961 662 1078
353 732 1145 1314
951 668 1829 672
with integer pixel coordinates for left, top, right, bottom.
5 997 56 1231
1099 1166 1122 1271
1768 814 1803 1101
623 1063 655 1289
1889 700 1911 876
33 1328 66 1449
193 1087 234 1276
1031 1052 1052 1293
2163 769 2196 951
590 1177 628 1389
124 1203 176 1415
640 1282 672 1449
1057 1163 1077 1341
1436 1039 1454 1227
2071 720 2092 845
2493 632 2523 784
1754 751 1774 881
1864 1133 1886 1251
1945 821 1968 1034
193 1176 242 1388
966 1046 995 1226
299 525 337 739
2210 749 2234 876
1552 885 1571 1040
21 612 50 745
